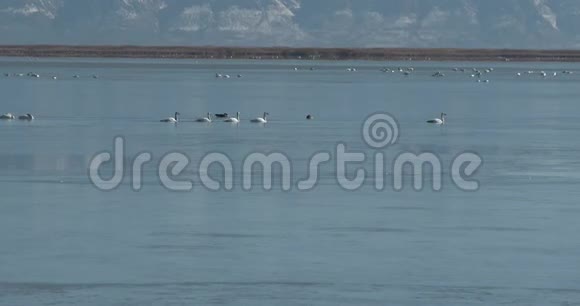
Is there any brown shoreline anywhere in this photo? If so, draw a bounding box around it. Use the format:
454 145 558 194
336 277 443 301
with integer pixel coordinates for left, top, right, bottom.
1 45 580 62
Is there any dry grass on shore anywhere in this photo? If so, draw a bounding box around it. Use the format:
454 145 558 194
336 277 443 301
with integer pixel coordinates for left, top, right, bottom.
2 45 580 62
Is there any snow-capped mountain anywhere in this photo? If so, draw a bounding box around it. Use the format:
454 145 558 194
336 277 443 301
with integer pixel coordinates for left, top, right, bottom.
1 0 579 48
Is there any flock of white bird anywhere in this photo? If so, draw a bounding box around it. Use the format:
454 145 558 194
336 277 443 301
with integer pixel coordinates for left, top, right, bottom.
4 65 576 127
376 66 574 83
3 72 98 80
160 112 269 124
0 113 34 121
159 111 446 125
311 65 575 84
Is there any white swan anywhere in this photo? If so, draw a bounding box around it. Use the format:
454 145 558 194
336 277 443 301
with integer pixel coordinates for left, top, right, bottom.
160 112 180 123
251 112 269 123
225 112 240 123
0 113 15 120
196 113 212 123
18 113 34 121
427 113 447 125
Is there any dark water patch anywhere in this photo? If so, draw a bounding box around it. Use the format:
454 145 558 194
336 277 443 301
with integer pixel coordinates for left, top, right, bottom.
0 281 331 293
315 227 413 233
429 226 538 232
377 206 432 211
149 232 266 239
139 244 219 252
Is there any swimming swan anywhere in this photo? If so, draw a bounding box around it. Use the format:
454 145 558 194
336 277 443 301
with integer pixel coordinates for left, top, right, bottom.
196 113 212 123
251 112 269 123
18 114 35 121
225 112 240 123
427 113 447 125
161 112 180 123
0 113 15 120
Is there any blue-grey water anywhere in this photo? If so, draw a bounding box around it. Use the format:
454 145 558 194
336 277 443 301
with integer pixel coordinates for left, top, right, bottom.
1 58 580 305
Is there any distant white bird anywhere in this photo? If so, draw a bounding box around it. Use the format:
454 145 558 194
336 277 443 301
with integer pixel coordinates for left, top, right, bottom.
225 112 240 123
251 112 269 123
160 112 180 123
18 113 34 121
427 113 447 125
196 113 212 123
0 113 15 120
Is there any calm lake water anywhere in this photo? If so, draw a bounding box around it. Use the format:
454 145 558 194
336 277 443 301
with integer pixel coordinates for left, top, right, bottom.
1 57 580 305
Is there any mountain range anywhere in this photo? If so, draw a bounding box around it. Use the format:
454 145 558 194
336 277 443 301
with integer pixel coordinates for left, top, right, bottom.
1 0 579 48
